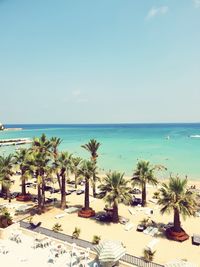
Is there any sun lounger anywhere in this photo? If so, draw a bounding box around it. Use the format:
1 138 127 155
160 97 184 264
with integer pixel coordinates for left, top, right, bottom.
149 198 157 204
64 207 79 213
55 213 66 219
146 238 159 250
149 227 159 237
143 226 158 237
33 237 51 248
15 205 31 213
195 211 200 217
143 226 154 235
10 232 22 243
192 234 200 245
124 222 134 231
119 216 129 224
0 245 9 254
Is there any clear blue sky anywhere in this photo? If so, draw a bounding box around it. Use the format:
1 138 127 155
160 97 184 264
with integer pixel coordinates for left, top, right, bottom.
0 0 200 124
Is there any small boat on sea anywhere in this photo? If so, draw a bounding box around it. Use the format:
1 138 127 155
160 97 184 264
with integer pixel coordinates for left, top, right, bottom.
190 135 200 138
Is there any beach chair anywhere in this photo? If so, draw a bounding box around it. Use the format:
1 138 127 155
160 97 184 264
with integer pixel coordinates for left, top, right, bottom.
124 222 134 231
79 249 91 267
146 238 159 250
48 252 57 264
195 211 200 217
0 245 9 254
192 234 200 245
143 226 153 235
149 198 157 204
40 237 50 248
149 227 159 237
119 216 129 224
84 247 91 260
128 208 136 215
64 207 79 213
71 243 79 256
65 254 73 266
10 230 22 243
55 213 66 219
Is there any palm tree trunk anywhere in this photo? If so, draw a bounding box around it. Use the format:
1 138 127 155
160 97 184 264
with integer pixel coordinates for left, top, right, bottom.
142 182 146 207
92 173 96 197
173 208 181 232
57 173 61 190
41 178 46 210
1 184 6 195
37 183 42 214
21 177 26 196
112 200 119 223
84 178 90 210
60 173 66 210
53 152 61 190
92 158 96 197
7 189 11 202
21 169 26 196
75 172 78 189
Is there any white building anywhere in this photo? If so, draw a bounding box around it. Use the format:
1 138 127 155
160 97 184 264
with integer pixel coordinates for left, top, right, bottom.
0 122 5 130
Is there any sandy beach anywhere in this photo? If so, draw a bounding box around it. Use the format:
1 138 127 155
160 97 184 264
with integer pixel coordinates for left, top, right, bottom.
1 174 200 266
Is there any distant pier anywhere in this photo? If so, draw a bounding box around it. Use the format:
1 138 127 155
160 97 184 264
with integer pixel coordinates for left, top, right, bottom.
0 138 32 147
3 128 23 131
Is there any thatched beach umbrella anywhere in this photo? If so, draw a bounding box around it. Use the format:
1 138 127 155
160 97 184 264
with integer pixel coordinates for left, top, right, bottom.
94 240 126 264
165 260 198 267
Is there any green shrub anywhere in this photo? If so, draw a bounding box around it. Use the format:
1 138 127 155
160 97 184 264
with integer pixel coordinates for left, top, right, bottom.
28 216 33 224
140 217 149 227
0 208 12 228
143 248 156 262
92 235 101 244
153 191 160 199
52 223 63 232
72 227 81 239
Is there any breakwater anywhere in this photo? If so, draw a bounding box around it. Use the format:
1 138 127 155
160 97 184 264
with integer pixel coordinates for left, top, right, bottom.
0 138 32 147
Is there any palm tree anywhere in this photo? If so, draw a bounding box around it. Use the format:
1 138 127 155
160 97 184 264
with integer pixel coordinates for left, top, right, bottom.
81 139 101 197
31 134 53 213
14 148 33 196
0 155 14 199
54 152 72 209
29 151 52 213
50 137 62 189
32 133 52 155
99 172 132 223
158 176 196 236
70 157 82 188
77 160 96 217
132 161 158 207
50 137 62 157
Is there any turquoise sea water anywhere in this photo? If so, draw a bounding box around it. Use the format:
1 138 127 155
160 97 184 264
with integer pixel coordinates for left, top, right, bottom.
1 124 200 179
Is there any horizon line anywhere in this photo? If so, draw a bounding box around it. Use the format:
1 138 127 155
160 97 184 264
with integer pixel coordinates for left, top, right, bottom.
4 121 200 125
